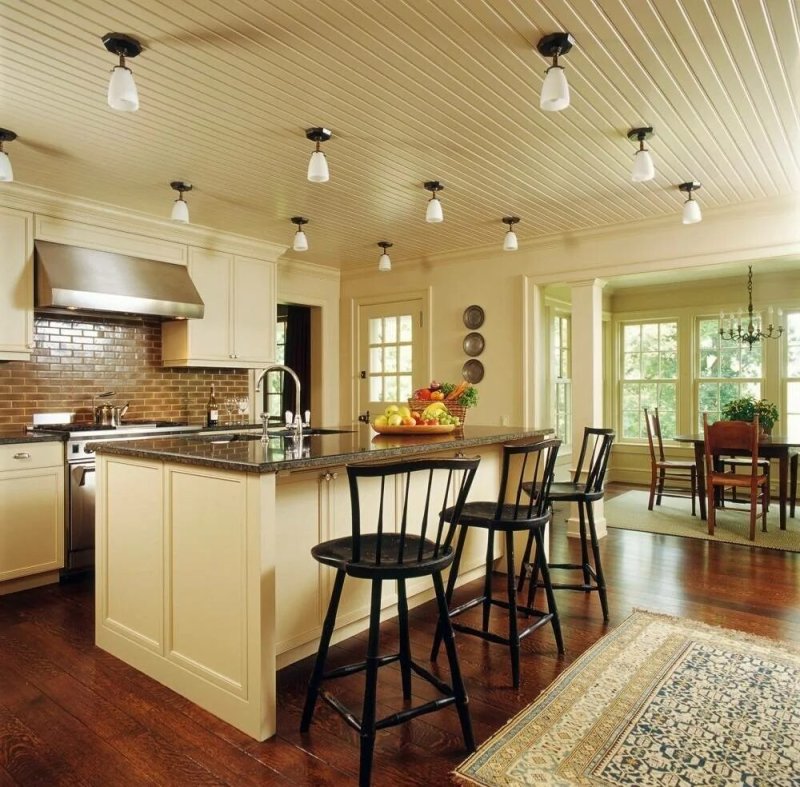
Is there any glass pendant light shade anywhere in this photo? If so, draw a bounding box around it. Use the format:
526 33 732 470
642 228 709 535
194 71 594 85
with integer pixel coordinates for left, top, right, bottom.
0 151 13 182
378 253 391 272
503 230 518 251
108 65 139 111
426 196 443 223
682 198 702 224
307 150 329 183
631 149 655 182
293 230 309 252
540 66 569 111
171 198 189 223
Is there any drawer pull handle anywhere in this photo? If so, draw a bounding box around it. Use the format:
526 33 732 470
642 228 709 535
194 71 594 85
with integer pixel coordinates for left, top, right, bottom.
13 452 32 460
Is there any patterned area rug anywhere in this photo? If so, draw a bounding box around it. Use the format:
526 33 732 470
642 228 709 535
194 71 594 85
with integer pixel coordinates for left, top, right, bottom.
603 489 800 552
453 611 800 786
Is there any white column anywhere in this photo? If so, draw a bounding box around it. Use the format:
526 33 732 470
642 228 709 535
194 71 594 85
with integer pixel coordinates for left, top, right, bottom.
568 278 607 537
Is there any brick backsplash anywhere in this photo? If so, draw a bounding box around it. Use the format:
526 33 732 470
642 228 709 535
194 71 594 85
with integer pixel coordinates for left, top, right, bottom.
0 315 249 429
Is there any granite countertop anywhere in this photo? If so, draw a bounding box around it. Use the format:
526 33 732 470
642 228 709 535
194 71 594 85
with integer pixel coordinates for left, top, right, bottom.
0 429 67 445
90 425 553 473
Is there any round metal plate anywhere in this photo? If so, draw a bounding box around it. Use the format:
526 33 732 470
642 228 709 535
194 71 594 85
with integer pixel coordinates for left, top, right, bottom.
462 359 484 383
463 332 485 357
463 305 485 330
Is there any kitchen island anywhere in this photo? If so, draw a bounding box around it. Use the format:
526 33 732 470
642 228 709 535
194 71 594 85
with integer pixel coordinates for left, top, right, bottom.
93 424 550 740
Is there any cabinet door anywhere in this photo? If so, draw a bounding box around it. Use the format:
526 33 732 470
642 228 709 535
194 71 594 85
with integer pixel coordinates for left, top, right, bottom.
187 248 234 362
0 207 34 360
0 466 64 581
232 255 275 363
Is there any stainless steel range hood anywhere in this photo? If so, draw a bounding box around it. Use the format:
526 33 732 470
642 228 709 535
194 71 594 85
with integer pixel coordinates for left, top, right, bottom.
34 240 204 319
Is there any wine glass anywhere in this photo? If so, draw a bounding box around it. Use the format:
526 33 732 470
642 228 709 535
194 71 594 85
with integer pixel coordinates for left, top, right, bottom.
237 396 250 425
223 397 236 425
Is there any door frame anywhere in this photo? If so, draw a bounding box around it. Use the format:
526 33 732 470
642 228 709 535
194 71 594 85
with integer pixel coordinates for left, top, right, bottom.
350 288 433 422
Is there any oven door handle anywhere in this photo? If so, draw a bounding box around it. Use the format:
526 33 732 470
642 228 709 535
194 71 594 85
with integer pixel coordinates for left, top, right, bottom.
73 465 96 487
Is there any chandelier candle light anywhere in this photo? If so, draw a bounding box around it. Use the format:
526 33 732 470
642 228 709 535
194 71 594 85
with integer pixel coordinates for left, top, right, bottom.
103 33 142 112
306 127 331 183
170 181 192 223
719 266 783 349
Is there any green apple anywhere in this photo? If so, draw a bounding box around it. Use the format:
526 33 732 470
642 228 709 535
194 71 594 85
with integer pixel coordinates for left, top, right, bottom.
387 413 403 426
374 415 388 427
384 404 400 418
398 405 411 418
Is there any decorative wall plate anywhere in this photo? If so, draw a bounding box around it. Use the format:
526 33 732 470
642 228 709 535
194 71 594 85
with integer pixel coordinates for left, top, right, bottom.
463 331 485 357
462 359 485 383
463 305 485 330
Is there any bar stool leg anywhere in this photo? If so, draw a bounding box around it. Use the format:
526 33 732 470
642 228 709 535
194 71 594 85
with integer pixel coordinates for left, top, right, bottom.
396 578 412 700
516 530 534 594
431 525 468 662
359 579 383 787
578 502 591 589
525 528 542 613
432 571 475 752
482 528 495 633
301 569 346 731
586 503 609 621
534 527 564 653
505 531 521 689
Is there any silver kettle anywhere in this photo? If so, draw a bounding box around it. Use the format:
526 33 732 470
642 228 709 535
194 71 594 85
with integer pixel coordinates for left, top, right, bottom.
94 392 129 426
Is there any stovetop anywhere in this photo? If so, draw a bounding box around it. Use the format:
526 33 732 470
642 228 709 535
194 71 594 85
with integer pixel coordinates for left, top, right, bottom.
32 420 186 435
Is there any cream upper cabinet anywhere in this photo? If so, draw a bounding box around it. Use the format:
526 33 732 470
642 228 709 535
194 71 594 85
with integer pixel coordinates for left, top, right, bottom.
162 247 276 368
0 207 34 361
0 442 64 584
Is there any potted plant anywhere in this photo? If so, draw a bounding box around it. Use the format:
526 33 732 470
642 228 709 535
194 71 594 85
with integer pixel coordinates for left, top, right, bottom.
721 395 779 435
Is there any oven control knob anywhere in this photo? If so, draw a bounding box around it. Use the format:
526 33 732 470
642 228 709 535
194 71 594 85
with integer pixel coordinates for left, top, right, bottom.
85 446 95 454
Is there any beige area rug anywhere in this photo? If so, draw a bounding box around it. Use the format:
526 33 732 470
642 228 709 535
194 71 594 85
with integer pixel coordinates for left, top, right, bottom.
453 610 800 786
603 489 800 552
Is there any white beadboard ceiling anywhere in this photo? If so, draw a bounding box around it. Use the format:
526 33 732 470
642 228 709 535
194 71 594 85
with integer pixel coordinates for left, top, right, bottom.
1 0 798 270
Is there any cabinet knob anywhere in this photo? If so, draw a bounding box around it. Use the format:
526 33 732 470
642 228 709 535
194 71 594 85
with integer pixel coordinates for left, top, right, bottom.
321 471 338 482
13 452 32 460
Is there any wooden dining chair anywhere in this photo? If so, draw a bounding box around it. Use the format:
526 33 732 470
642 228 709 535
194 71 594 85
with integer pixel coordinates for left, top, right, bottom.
644 407 697 515
703 413 769 541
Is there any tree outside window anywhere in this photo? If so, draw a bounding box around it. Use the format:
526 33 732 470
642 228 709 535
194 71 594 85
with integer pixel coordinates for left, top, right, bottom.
621 321 678 439
551 313 571 447
697 317 761 428
787 312 800 435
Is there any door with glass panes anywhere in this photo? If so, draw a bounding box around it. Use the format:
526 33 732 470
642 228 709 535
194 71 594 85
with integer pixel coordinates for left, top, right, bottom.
358 299 425 421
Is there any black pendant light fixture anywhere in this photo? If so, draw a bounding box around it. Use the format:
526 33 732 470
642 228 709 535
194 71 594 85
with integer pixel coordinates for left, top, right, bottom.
306 128 332 182
291 217 309 251
678 181 702 224
102 33 142 112
423 181 444 223
719 266 783 349
0 129 17 182
537 32 575 112
170 181 192 223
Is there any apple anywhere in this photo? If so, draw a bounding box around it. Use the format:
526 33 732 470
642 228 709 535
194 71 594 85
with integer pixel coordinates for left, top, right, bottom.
374 415 388 427
402 416 416 426
388 414 403 426
384 404 400 418
398 405 411 418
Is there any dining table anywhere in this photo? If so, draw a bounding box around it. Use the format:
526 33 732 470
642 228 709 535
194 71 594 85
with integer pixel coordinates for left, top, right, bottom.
674 432 799 529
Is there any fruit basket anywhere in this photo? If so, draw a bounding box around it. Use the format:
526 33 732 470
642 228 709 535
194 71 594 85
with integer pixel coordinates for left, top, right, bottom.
407 399 468 425
408 380 478 427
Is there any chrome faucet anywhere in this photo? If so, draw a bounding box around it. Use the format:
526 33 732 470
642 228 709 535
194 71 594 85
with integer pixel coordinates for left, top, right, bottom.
255 364 303 442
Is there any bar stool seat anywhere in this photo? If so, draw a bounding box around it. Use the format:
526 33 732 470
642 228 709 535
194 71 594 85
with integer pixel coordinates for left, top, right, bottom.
431 438 563 689
300 456 480 787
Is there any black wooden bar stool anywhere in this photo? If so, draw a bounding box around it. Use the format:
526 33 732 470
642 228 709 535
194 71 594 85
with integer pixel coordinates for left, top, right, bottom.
519 427 614 621
300 456 480 787
431 438 562 689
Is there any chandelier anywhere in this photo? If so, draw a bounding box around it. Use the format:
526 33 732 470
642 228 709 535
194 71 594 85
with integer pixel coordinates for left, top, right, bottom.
719 266 783 349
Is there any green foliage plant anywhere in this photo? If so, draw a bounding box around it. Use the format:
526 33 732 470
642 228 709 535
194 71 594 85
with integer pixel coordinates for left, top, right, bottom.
721 395 779 432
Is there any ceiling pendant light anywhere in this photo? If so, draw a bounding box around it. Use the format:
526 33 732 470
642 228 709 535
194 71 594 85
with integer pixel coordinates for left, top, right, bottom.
306 127 331 182
423 181 444 223
537 32 574 112
170 181 192 223
628 127 655 182
679 181 702 224
291 217 309 251
720 266 783 349
102 33 142 112
502 216 520 251
377 241 393 272
0 129 17 182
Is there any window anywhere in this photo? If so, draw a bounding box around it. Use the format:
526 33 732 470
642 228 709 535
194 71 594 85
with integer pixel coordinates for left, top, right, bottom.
263 314 287 419
367 314 414 403
620 321 678 439
551 313 571 446
697 317 762 428
787 312 800 435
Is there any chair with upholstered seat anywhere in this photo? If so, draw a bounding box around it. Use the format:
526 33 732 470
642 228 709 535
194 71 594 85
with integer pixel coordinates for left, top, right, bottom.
703 413 768 541
644 407 697 515
300 456 480 787
430 438 562 689
519 427 614 622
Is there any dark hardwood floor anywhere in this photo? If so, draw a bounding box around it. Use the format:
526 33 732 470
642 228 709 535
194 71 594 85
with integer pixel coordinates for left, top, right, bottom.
2 484 800 785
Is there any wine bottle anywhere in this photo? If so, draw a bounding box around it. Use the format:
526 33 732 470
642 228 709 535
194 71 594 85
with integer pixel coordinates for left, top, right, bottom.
206 384 219 427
